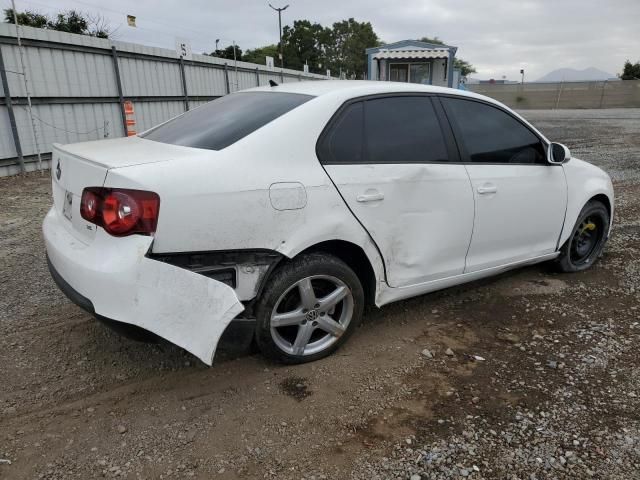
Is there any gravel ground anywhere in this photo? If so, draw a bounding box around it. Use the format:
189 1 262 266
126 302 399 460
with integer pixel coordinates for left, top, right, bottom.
1 108 639 479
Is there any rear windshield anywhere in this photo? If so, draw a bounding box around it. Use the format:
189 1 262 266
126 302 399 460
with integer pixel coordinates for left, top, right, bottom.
141 91 313 151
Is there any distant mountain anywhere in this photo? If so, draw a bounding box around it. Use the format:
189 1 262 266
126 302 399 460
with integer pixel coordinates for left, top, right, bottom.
536 67 616 82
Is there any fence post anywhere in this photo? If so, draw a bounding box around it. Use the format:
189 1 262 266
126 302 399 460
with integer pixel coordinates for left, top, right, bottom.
255 67 260 87
111 46 127 136
599 80 607 109
554 81 564 110
179 56 189 111
224 63 230 94
0 46 25 173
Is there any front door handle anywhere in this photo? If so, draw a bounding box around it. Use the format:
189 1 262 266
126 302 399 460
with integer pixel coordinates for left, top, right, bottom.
356 192 385 202
477 184 497 195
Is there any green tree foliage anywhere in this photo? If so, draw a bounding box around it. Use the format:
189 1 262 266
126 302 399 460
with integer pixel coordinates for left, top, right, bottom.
418 36 445 45
3 8 48 28
4 8 110 38
620 60 640 80
210 45 242 61
419 36 476 77
454 58 476 77
243 44 279 65
281 20 330 73
326 18 379 78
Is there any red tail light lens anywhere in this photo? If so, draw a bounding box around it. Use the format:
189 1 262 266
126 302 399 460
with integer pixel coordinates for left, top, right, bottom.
80 187 160 237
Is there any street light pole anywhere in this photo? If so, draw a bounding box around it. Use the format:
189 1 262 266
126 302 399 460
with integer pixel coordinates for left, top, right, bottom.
269 3 289 68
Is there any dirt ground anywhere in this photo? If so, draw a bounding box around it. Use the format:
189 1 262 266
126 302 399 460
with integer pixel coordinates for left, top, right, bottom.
1 108 639 480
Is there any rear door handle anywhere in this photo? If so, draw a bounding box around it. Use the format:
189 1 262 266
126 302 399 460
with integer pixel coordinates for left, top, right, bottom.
356 192 384 202
477 184 497 195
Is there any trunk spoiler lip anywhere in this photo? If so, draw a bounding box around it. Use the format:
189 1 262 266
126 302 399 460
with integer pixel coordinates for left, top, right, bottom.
52 142 176 170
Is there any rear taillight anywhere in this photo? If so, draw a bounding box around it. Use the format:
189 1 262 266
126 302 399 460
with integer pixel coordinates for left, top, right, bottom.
80 187 160 237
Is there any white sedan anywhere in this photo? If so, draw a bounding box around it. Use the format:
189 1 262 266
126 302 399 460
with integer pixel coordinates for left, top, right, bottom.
43 81 614 365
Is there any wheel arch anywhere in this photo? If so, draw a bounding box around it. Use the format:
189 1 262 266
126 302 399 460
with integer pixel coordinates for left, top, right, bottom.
589 193 612 221
296 240 378 306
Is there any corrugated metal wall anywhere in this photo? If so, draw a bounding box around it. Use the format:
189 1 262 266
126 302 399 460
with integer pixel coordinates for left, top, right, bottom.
0 23 331 175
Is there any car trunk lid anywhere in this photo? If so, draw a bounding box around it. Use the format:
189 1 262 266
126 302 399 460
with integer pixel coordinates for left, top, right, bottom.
50 136 201 244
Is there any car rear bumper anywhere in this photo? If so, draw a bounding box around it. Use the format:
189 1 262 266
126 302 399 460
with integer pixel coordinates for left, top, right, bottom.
43 207 244 365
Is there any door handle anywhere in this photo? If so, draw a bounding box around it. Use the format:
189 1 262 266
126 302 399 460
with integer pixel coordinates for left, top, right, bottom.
477 185 497 195
356 192 384 202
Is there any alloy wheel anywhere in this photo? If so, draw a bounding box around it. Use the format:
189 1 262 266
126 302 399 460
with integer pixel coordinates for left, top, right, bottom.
270 275 354 356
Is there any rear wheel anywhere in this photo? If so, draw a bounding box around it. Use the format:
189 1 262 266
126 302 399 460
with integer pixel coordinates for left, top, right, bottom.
255 253 364 364
556 200 609 272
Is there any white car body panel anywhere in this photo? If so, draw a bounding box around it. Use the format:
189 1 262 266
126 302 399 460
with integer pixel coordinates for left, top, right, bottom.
42 80 615 364
325 163 474 287
43 208 243 365
558 157 614 246
463 164 567 272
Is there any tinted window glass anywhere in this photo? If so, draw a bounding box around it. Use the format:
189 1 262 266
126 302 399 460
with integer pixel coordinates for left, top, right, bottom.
365 97 448 163
443 98 545 164
318 102 364 164
142 92 313 151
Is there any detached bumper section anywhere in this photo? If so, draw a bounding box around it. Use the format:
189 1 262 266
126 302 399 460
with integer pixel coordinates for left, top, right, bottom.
42 207 244 365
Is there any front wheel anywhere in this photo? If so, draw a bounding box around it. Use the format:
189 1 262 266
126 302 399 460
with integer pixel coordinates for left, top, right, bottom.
255 253 364 364
556 200 610 272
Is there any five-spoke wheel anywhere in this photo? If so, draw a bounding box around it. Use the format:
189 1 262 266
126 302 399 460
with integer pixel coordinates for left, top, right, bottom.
255 253 364 363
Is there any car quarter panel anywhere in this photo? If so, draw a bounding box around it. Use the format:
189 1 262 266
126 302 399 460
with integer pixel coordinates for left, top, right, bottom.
103 93 386 301
559 157 615 247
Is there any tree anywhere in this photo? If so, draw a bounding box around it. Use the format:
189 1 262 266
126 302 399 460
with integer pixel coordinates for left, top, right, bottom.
418 36 445 45
419 36 476 78
4 8 111 38
454 58 476 77
620 60 640 80
326 18 379 78
209 45 242 61
281 20 330 73
3 8 47 28
243 44 279 65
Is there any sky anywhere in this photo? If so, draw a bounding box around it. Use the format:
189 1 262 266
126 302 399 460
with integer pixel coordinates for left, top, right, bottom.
5 0 640 80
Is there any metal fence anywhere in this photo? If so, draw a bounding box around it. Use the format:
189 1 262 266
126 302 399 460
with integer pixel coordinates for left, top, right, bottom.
0 23 331 176
467 80 640 110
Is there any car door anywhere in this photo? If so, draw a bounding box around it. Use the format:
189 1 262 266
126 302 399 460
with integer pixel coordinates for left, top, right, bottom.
440 96 568 273
318 95 475 288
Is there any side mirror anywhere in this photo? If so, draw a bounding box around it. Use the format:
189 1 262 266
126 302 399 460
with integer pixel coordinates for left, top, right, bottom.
549 142 571 164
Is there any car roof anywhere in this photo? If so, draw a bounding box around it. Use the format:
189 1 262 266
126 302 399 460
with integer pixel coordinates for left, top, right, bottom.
249 79 496 104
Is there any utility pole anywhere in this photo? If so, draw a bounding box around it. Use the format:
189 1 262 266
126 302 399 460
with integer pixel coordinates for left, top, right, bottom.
269 3 289 68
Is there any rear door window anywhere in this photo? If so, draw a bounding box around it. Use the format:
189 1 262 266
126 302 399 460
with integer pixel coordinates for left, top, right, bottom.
142 92 313 151
442 97 546 164
318 96 449 164
364 96 449 163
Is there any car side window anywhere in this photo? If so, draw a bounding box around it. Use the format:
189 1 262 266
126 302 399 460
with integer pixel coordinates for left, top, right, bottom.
442 98 546 164
317 102 364 164
364 96 449 164
318 96 450 165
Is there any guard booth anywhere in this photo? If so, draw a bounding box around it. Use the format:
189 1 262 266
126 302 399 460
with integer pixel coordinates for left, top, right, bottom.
365 40 458 88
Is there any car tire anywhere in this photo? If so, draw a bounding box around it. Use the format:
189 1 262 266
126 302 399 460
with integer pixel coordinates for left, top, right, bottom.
255 253 364 364
556 200 610 273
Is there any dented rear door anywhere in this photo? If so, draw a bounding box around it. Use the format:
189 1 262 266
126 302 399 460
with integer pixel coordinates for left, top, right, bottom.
319 95 474 288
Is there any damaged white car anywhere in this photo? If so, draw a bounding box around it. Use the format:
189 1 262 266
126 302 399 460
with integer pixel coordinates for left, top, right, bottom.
44 80 614 365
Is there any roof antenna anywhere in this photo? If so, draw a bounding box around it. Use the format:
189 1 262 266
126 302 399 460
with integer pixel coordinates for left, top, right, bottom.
269 80 278 87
